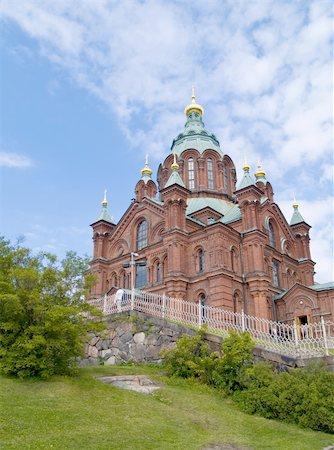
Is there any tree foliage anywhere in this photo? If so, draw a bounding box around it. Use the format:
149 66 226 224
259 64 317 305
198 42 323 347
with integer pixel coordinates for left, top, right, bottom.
0 237 102 379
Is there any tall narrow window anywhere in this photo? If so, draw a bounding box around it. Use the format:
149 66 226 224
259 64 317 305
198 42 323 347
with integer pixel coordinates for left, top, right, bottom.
156 262 161 283
122 271 127 289
207 158 214 189
198 249 204 273
223 163 229 191
188 157 195 189
135 262 147 288
272 260 279 287
136 220 148 250
200 293 207 322
268 220 276 248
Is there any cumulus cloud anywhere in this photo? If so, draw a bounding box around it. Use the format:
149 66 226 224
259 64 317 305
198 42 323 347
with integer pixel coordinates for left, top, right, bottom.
1 0 332 278
1 1 331 168
0 151 32 168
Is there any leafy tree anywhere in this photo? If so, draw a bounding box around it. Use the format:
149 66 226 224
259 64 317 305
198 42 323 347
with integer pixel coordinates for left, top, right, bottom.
0 237 102 379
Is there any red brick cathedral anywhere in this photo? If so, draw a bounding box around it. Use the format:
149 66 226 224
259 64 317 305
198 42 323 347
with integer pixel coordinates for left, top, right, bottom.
90 94 333 325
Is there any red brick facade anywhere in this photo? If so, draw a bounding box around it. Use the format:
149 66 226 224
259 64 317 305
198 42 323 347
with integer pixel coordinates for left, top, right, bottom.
90 99 333 325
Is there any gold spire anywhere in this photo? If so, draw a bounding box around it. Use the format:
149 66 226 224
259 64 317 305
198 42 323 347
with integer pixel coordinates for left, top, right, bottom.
171 152 179 171
255 163 266 179
184 85 204 116
141 154 153 176
243 154 250 171
101 189 108 207
292 192 298 209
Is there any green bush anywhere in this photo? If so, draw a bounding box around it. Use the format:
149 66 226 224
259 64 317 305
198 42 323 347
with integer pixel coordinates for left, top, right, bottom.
162 328 211 379
0 237 103 379
236 363 334 434
163 327 334 434
210 330 254 392
162 328 254 392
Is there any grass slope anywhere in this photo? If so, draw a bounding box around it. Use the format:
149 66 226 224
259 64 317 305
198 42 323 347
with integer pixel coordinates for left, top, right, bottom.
0 365 333 450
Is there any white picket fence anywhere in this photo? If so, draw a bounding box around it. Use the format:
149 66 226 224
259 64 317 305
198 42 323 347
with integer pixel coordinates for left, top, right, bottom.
88 289 334 358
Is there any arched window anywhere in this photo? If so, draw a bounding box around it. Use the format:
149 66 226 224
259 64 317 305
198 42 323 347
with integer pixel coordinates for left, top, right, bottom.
135 261 147 288
197 249 204 273
136 220 148 250
207 158 214 190
223 163 228 191
156 262 161 283
272 260 279 287
231 248 237 272
268 220 276 248
199 293 207 323
188 157 195 189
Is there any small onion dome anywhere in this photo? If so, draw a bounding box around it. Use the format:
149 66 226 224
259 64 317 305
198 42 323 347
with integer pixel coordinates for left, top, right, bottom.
101 189 108 207
255 164 266 179
184 86 204 116
141 155 153 176
243 163 250 172
171 152 179 171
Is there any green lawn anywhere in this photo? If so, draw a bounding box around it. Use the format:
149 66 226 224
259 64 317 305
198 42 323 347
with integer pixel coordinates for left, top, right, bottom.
0 365 333 450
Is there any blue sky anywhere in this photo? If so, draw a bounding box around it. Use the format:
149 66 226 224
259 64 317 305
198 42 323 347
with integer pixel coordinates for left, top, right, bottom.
0 0 333 282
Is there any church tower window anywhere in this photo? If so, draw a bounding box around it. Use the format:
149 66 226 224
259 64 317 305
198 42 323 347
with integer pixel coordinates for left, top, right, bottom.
272 260 280 287
188 158 195 189
223 163 229 192
207 158 214 189
268 220 276 248
156 262 161 283
137 220 148 250
196 248 204 273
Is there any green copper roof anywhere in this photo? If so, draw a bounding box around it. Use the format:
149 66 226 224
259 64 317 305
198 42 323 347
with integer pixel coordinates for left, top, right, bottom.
164 169 186 188
220 203 241 223
186 197 237 217
141 174 152 185
237 169 255 189
96 205 113 223
171 111 222 156
309 281 334 291
290 205 305 225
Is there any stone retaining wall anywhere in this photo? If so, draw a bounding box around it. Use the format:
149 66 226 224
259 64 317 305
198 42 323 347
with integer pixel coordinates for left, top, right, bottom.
82 311 196 366
82 311 334 372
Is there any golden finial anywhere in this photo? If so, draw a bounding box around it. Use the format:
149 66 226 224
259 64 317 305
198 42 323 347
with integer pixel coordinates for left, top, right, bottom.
255 163 266 179
101 189 108 207
242 154 250 172
141 154 153 176
292 192 298 209
184 85 204 116
171 152 179 171
191 85 196 102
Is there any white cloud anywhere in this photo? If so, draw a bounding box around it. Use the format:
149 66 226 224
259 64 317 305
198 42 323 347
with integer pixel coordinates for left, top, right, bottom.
0 152 32 168
1 0 332 279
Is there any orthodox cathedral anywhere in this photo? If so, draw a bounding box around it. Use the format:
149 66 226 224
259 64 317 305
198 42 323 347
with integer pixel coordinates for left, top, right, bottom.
89 93 333 325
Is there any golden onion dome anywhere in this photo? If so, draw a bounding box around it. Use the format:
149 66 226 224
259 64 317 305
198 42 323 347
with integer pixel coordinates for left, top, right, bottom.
141 155 153 176
243 163 250 172
255 164 266 179
184 86 204 116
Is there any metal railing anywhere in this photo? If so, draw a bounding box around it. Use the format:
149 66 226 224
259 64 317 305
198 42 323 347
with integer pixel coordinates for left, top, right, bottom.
88 289 334 358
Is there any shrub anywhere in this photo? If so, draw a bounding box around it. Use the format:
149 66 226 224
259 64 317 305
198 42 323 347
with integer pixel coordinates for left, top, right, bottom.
236 362 334 434
211 330 254 393
162 328 211 379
